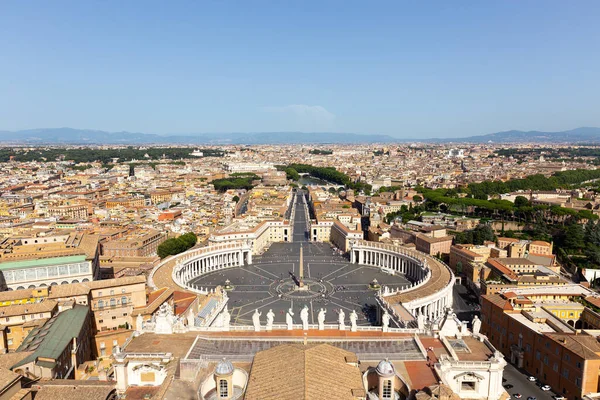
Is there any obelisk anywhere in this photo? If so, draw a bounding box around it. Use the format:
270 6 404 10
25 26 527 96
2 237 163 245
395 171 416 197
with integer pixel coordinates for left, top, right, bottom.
298 245 304 287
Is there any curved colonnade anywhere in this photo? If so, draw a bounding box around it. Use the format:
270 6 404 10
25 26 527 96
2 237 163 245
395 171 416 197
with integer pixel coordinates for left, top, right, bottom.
350 240 454 323
171 242 253 294
165 239 452 327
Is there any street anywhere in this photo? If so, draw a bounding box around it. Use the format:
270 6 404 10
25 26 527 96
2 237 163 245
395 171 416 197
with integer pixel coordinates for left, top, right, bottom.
503 363 556 400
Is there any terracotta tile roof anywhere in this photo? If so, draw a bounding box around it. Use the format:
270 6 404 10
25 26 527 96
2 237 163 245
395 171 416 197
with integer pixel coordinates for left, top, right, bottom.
486 259 518 280
0 367 20 391
31 380 116 400
481 294 514 311
0 300 57 318
386 257 452 303
47 283 90 299
586 296 600 309
545 333 600 360
244 343 364 400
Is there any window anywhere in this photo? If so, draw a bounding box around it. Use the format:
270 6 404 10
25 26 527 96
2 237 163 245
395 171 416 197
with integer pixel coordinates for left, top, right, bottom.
461 381 476 391
99 320 103 323
577 361 582 369
113 340 118 346
121 296 127 305
536 351 541 360
110 290 114 295
7 339 13 346
110 298 116 307
562 369 569 379
576 377 581 388
98 300 104 309
112 316 116 320
382 379 393 399
553 363 558 372
565 354 571 362
98 292 102 296
219 379 228 398
122 288 126 294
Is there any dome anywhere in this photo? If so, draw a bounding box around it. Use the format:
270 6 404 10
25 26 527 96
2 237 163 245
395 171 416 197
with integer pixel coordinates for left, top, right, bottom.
376 359 395 377
215 358 234 376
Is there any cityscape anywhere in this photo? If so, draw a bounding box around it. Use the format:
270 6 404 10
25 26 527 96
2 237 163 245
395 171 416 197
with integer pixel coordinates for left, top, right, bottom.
2 2 600 400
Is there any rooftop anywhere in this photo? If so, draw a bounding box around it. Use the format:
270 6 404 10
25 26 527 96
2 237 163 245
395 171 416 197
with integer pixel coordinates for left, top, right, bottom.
14 305 89 369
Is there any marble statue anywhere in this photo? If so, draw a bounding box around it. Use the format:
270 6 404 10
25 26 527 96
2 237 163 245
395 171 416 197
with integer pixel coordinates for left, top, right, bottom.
300 305 309 331
417 312 425 330
155 302 175 334
266 309 275 331
382 310 390 332
317 308 326 330
136 314 143 332
338 309 346 331
286 308 294 330
472 315 481 335
252 309 262 332
222 307 231 331
350 310 358 332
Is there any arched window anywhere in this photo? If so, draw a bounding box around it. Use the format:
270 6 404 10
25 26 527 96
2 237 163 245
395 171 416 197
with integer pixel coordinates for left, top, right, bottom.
98 300 104 308
110 298 116 307
121 296 127 305
382 379 392 399
219 379 228 398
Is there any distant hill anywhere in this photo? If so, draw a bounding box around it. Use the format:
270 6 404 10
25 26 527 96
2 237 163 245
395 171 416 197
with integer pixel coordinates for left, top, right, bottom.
435 127 600 144
0 128 397 145
0 127 599 145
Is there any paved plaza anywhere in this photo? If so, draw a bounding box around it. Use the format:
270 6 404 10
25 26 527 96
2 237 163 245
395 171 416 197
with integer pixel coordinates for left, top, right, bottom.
189 192 411 327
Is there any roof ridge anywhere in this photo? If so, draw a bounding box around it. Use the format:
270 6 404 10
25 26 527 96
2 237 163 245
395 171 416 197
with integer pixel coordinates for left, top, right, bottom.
303 344 308 400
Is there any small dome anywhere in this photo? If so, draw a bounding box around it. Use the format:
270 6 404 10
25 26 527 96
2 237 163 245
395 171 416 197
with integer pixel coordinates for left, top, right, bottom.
376 359 395 377
215 358 234 376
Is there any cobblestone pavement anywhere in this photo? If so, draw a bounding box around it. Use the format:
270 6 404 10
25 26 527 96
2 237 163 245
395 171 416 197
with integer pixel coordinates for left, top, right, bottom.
189 241 411 326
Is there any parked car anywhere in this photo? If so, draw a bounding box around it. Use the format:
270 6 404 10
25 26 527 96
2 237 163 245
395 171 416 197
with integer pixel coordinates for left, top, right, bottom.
528 376 537 382
504 384 514 390
513 394 522 399
527 397 537 400
542 385 551 391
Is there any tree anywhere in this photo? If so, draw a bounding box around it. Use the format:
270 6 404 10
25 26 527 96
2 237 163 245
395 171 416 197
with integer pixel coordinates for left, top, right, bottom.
563 224 585 252
157 232 197 258
412 195 422 203
232 195 240 203
514 195 530 208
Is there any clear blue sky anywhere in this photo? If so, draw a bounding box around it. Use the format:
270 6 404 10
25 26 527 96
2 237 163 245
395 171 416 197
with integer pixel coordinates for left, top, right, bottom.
1 1 599 138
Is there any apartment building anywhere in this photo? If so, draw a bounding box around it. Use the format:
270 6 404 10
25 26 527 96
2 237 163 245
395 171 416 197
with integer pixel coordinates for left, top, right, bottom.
0 300 58 352
102 229 167 257
415 234 453 256
497 237 553 257
481 292 600 400
0 233 100 290
12 305 92 379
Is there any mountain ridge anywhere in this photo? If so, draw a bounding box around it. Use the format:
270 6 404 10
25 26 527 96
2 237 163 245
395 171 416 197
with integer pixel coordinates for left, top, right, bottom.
1 127 599 145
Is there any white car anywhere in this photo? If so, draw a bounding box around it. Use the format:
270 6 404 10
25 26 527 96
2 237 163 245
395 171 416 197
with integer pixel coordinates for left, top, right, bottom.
541 385 551 391
528 376 537 382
